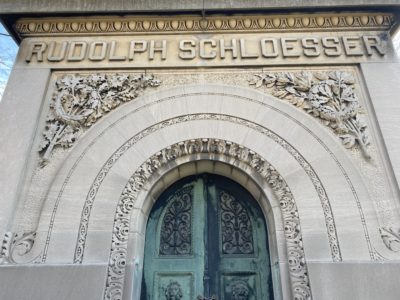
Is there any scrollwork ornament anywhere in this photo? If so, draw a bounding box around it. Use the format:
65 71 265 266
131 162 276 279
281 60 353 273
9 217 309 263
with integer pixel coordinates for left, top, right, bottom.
160 187 193 256
39 73 161 166
220 191 254 255
249 71 370 159
104 283 122 300
0 231 38 264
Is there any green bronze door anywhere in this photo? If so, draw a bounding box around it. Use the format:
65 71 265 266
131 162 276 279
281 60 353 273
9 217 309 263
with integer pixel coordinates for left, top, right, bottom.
141 175 274 300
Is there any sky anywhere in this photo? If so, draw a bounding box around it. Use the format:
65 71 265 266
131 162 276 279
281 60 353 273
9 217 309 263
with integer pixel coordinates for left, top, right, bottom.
0 24 18 100
0 24 399 100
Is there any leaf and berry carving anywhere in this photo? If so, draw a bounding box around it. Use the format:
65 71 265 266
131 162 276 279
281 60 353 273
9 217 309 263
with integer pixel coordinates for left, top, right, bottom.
249 71 370 159
39 73 161 166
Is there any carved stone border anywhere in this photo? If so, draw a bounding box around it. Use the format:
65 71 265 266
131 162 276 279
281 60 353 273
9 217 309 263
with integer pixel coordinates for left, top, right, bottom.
1 87 378 265
104 138 312 300
15 13 393 37
74 113 341 265
35 90 355 265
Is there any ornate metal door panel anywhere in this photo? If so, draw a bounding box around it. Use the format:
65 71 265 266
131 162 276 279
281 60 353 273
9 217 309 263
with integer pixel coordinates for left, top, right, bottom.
141 175 273 300
141 180 206 300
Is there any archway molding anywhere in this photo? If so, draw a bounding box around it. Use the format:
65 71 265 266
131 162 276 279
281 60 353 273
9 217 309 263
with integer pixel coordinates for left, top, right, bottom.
10 83 382 299
104 138 311 300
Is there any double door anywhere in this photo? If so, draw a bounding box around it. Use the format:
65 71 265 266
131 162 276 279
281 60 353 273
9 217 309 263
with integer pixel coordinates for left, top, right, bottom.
141 175 273 299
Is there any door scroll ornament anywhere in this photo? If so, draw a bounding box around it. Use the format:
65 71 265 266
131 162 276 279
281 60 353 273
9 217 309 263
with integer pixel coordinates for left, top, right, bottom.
220 191 254 255
38 73 161 166
249 71 370 159
160 186 193 256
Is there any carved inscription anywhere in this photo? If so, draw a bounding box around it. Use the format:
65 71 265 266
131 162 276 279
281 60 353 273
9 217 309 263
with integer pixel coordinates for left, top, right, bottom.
25 35 386 64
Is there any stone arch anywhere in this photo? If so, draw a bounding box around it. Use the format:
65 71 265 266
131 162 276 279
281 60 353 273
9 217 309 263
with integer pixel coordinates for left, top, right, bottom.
70 112 341 266
103 138 311 300
12 83 383 299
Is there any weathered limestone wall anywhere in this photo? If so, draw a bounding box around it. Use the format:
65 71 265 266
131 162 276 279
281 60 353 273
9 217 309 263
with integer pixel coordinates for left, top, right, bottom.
0 12 400 300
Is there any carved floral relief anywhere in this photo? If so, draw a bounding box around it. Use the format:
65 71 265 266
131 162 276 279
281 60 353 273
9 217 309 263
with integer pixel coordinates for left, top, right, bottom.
38 73 161 166
249 71 370 158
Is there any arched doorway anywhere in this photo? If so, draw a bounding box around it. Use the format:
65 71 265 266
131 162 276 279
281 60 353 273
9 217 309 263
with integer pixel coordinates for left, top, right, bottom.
141 174 274 299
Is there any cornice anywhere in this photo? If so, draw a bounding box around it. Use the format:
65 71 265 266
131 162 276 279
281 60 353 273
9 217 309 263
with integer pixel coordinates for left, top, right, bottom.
15 13 394 37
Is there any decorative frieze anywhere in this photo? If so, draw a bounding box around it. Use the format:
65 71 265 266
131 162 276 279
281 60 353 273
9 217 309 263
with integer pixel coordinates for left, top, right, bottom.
16 13 393 37
250 71 370 158
39 73 161 166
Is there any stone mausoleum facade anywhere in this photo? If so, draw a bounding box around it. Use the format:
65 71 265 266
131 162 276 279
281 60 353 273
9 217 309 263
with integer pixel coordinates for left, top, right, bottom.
1 1 400 299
